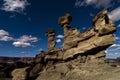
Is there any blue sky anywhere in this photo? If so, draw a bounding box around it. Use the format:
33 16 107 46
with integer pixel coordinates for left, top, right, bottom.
0 0 120 58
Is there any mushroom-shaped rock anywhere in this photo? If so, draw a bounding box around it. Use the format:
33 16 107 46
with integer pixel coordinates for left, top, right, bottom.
58 13 72 27
46 29 56 36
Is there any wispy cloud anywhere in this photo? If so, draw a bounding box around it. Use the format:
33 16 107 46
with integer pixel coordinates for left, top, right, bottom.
89 13 94 17
75 0 113 8
116 47 120 50
82 27 86 30
1 0 30 13
117 24 120 27
107 52 120 56
115 36 120 40
21 51 31 57
13 35 38 47
0 29 13 41
56 35 64 38
21 51 29 54
39 48 44 52
56 39 62 43
108 7 120 22
108 44 120 52
107 46 120 58
110 44 120 47
0 30 9 36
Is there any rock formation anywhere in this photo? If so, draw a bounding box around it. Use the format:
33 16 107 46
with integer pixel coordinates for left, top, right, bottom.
46 29 56 51
11 9 118 80
58 8 116 60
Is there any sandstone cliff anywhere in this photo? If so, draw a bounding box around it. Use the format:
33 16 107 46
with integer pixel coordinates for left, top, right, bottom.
11 9 119 80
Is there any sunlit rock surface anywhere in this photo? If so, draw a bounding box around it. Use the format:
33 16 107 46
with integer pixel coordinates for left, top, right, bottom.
12 9 119 80
58 9 116 60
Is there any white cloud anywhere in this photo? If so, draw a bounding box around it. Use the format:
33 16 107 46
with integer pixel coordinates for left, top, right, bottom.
107 43 120 52
82 27 86 30
21 51 31 57
110 44 120 47
116 47 120 50
89 13 94 17
13 41 31 47
0 29 13 41
117 24 120 27
56 35 64 38
21 51 29 54
115 36 120 40
13 35 38 47
114 53 119 55
39 48 44 52
56 39 62 43
0 36 13 41
108 7 120 22
17 35 38 42
75 0 113 8
1 0 29 13
0 30 9 36
105 50 107 53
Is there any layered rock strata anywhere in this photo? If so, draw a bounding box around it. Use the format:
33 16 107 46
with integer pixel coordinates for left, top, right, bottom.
58 8 116 60
12 9 117 80
46 29 56 51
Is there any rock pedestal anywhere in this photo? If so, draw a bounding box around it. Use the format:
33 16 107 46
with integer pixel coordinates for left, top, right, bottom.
46 29 56 51
58 13 72 37
58 13 80 50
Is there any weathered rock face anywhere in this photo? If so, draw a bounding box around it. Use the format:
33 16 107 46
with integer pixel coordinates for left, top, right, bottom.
58 8 116 60
12 9 117 80
46 29 56 51
45 49 63 61
12 67 28 80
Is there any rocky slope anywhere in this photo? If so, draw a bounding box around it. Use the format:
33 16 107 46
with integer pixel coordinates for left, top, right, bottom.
0 56 33 79
11 9 120 80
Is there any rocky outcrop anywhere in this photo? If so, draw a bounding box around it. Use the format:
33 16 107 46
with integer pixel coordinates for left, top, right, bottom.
58 8 116 60
12 9 117 80
46 29 56 51
12 67 28 80
0 62 30 79
45 48 63 61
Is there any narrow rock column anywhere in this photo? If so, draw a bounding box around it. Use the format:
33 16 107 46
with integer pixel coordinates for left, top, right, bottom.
58 13 72 49
46 29 56 51
58 13 72 38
